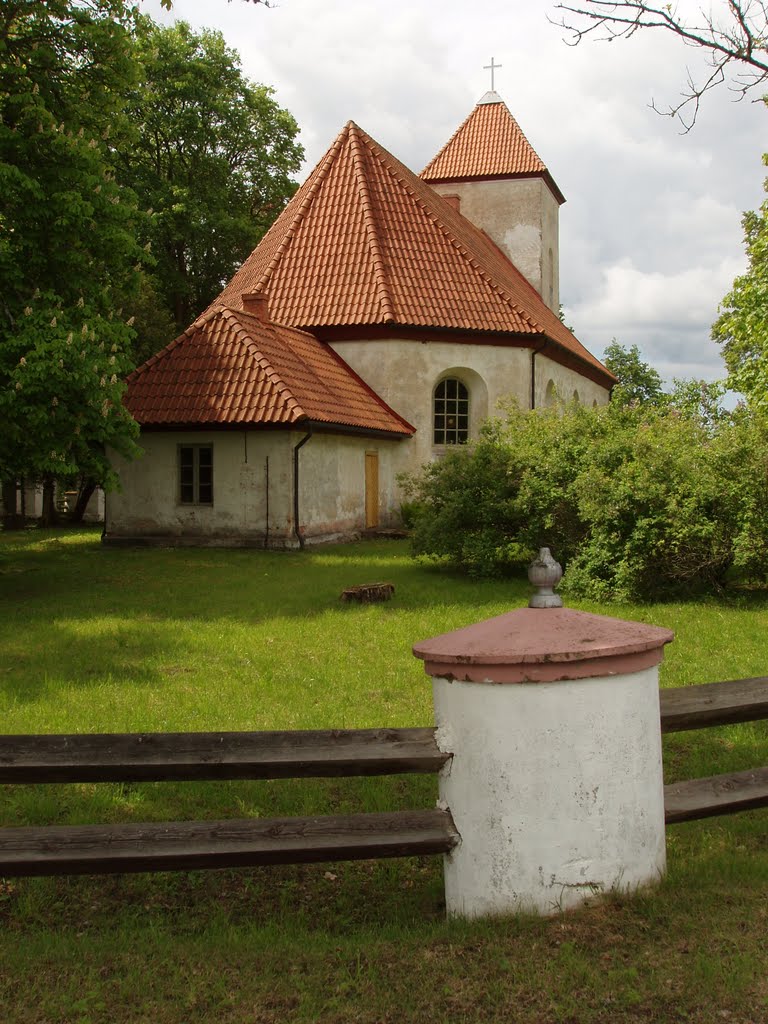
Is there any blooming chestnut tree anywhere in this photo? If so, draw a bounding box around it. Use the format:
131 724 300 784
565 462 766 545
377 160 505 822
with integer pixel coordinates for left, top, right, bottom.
0 0 146 503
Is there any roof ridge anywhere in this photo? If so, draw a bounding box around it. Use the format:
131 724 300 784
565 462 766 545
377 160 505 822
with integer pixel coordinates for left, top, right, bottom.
250 126 351 299
275 324 366 410
361 130 545 336
420 107 469 179
128 303 251 384
347 122 396 324
497 103 546 169
125 325 195 384
466 231 611 370
258 317 413 433
468 227 547 333
221 308 304 420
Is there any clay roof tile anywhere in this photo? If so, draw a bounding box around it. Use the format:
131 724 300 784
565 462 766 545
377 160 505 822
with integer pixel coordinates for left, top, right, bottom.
125 309 414 436
420 92 565 204
202 118 608 382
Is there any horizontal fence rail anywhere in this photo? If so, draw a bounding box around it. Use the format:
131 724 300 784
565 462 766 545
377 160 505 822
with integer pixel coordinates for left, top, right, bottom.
0 809 460 878
659 676 768 733
0 727 450 784
664 766 768 825
0 727 455 878
661 676 768 824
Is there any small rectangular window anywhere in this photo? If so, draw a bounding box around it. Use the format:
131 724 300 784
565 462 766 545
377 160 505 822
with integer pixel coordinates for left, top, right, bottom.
178 445 213 505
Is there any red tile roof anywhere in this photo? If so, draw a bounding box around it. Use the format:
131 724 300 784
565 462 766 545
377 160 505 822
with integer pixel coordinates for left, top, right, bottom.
208 121 609 384
125 307 414 436
421 93 565 204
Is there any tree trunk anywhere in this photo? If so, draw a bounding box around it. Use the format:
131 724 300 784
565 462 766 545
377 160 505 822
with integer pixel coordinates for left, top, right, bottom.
69 479 97 524
1 479 21 530
40 476 59 528
173 244 189 328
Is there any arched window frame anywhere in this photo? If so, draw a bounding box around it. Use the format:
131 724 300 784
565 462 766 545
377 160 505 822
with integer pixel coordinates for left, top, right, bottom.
433 377 469 446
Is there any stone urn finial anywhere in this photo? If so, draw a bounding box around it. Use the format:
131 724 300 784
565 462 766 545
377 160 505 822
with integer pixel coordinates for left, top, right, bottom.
528 547 563 608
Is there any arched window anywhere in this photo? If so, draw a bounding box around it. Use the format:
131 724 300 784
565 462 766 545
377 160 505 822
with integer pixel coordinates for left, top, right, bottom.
434 378 469 445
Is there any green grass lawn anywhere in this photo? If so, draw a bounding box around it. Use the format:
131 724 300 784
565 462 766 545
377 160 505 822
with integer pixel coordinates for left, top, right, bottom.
1 527 767 1024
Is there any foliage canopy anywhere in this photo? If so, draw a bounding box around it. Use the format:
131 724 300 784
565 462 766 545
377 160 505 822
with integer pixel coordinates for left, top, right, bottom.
403 396 768 601
603 339 664 406
118 18 304 330
0 3 303 496
0 0 145 488
712 157 768 407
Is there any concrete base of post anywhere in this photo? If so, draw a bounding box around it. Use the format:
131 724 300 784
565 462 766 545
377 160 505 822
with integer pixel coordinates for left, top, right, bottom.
413 606 674 919
433 667 666 918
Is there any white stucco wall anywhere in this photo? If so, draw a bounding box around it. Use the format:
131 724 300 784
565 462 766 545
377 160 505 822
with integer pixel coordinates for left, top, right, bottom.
536 353 610 409
329 337 610 487
328 337 530 482
296 432 403 538
106 429 403 546
430 178 560 312
106 340 609 545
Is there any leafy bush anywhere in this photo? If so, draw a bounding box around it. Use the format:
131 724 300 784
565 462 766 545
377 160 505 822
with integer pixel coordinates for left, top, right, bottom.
403 398 768 600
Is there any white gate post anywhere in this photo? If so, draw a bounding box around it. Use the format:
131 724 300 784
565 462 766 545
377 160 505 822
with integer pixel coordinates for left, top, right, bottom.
413 553 673 919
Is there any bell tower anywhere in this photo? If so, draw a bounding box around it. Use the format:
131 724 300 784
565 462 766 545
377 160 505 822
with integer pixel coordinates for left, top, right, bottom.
421 91 564 314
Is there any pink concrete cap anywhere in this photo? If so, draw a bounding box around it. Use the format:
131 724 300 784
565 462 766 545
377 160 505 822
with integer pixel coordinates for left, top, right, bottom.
412 607 674 683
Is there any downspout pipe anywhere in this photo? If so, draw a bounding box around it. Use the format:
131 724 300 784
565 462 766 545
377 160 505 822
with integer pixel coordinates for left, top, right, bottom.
530 338 549 410
293 428 313 550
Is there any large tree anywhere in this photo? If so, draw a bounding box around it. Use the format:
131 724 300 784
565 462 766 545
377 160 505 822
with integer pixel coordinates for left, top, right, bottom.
711 160 768 406
551 0 768 129
119 18 304 330
0 0 146 520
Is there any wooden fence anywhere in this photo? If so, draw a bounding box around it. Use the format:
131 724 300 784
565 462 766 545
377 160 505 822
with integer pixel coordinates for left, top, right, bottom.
0 677 766 880
0 728 457 876
660 676 768 823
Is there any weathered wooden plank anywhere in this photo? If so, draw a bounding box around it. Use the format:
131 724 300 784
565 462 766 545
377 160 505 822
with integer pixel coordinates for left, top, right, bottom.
0 728 450 784
0 809 459 877
660 676 768 733
664 765 768 824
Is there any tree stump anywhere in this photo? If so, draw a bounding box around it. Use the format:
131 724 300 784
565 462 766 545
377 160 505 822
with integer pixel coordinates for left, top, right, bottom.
340 582 395 603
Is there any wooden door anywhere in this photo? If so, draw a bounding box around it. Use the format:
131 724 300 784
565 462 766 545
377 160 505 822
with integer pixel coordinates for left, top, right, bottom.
365 451 379 529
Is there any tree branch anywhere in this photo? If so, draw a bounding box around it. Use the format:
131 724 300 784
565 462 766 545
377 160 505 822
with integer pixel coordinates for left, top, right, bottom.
550 1 768 129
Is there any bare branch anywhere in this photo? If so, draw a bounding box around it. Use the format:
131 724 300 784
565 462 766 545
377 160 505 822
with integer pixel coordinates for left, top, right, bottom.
550 1 768 128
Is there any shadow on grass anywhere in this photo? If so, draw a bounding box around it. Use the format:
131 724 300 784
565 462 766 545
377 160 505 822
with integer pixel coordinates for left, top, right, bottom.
1 618 174 704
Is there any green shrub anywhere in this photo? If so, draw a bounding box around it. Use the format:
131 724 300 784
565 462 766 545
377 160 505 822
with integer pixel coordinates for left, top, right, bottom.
403 399 768 600
398 499 424 530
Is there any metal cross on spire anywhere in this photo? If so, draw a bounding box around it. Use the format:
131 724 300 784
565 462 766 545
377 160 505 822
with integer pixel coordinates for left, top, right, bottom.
483 57 502 91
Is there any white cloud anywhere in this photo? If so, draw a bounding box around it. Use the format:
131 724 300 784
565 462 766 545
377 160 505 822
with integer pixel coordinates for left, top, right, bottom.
567 257 745 380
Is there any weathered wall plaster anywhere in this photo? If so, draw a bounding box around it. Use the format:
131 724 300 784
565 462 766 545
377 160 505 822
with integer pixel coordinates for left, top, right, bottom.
106 429 402 546
536 353 609 409
432 667 667 918
430 178 560 312
107 339 609 545
330 337 610 488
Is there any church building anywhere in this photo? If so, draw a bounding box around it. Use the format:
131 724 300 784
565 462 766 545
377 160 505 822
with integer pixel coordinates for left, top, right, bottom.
104 92 615 548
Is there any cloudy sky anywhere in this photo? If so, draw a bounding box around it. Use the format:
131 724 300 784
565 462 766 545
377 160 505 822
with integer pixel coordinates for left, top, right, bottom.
144 0 765 384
